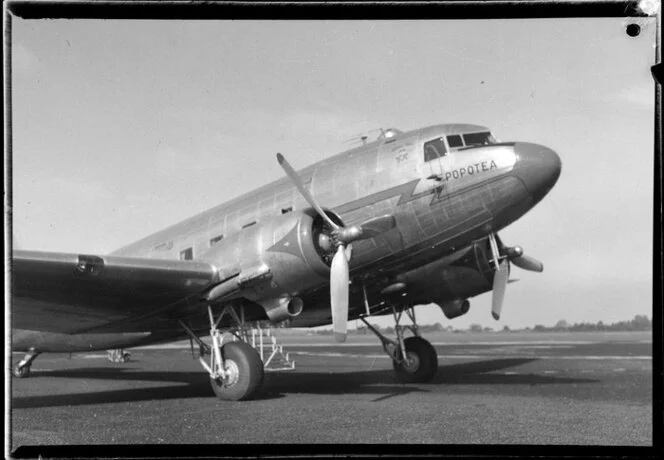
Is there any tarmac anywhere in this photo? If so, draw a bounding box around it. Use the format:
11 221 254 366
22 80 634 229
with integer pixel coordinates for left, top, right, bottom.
8 331 653 452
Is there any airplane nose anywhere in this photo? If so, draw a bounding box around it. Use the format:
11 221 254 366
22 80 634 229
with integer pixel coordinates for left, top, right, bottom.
514 142 562 202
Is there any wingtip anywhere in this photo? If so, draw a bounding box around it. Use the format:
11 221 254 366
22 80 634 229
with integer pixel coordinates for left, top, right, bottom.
334 332 347 343
276 152 284 164
491 312 500 321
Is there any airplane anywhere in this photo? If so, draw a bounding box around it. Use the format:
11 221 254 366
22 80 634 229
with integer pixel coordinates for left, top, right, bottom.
11 123 562 401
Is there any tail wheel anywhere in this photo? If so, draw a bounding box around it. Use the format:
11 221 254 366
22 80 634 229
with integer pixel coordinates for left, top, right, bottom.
210 341 264 401
392 336 438 383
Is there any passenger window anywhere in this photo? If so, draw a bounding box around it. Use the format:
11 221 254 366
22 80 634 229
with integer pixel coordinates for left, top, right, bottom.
423 138 447 162
447 135 464 148
179 248 193 260
210 234 224 246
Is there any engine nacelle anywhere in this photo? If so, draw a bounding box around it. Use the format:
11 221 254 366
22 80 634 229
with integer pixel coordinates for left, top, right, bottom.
438 299 470 319
199 208 341 313
396 240 495 315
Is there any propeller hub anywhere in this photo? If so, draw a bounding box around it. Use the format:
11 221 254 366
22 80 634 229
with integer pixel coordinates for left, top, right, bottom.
334 226 363 245
504 245 523 259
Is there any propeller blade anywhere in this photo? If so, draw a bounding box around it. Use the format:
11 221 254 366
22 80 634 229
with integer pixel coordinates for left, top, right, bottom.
358 214 397 239
330 245 349 342
335 214 397 245
512 254 544 272
491 259 509 320
276 153 340 230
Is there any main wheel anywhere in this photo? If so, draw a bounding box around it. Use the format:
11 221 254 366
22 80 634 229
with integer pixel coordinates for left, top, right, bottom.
13 364 31 378
210 341 264 401
392 336 438 383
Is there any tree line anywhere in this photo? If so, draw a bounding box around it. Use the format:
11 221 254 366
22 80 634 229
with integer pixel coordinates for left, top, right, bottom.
529 315 652 332
311 314 652 335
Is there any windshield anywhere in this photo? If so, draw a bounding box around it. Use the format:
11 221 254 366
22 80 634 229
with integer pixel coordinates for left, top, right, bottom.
446 134 463 148
462 131 496 146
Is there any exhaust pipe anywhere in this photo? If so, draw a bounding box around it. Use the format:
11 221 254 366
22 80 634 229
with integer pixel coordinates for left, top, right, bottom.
263 296 304 322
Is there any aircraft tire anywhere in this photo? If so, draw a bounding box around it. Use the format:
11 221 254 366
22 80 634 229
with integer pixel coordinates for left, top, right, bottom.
210 341 264 401
392 337 438 383
13 364 31 378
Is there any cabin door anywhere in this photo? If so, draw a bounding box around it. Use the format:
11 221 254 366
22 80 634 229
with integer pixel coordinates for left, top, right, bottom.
422 136 448 201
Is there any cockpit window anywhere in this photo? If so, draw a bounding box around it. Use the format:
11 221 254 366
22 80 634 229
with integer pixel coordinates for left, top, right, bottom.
447 134 464 148
423 137 447 162
462 131 496 146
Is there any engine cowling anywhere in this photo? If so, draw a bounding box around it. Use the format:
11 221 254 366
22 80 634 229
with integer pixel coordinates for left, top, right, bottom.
396 240 496 319
198 208 342 313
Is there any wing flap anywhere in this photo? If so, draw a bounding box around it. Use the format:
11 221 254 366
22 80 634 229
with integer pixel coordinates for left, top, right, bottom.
11 250 219 333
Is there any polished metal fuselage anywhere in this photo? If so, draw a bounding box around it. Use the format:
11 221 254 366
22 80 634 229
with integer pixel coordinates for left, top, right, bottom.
113 124 525 271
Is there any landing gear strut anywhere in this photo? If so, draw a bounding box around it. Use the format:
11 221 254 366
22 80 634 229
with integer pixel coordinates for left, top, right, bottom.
13 348 40 378
180 305 264 401
359 305 438 383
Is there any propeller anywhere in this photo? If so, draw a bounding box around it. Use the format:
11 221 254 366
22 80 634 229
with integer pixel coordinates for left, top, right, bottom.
503 245 544 272
330 245 349 342
489 234 544 321
277 153 340 231
277 153 396 342
491 259 509 320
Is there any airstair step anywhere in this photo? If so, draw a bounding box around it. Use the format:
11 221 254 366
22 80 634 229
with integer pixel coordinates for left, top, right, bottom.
240 327 296 371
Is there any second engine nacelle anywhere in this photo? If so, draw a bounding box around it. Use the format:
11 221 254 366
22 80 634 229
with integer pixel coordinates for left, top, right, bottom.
395 240 496 318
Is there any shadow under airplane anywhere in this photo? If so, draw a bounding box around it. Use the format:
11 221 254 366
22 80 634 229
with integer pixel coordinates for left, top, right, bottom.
11 358 599 409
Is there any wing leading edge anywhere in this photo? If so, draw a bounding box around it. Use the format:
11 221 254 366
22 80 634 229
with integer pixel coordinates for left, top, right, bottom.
11 250 220 334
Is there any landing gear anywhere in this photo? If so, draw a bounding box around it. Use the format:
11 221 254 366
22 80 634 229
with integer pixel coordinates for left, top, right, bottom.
359 305 438 383
13 348 40 378
209 341 264 401
14 364 31 378
179 305 265 401
392 336 438 383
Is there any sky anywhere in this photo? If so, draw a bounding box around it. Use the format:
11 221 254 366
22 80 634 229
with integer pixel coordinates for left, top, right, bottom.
9 18 656 330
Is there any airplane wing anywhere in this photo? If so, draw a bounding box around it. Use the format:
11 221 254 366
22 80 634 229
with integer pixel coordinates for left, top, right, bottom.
11 250 220 334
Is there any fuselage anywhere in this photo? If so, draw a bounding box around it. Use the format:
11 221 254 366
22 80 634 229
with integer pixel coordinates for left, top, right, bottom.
13 123 561 351
112 124 559 269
